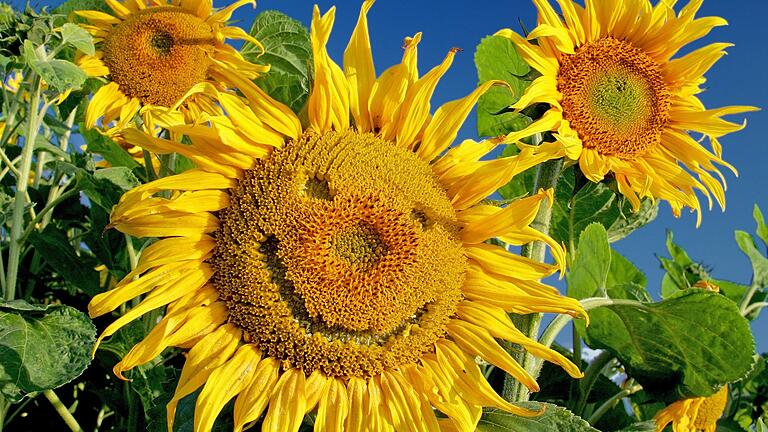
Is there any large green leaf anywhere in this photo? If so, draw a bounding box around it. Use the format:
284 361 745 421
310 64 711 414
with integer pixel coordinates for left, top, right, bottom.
0 300 96 402
549 168 658 248
242 10 312 113
477 404 598 432
585 290 755 402
474 35 533 137
567 223 611 300
30 58 86 92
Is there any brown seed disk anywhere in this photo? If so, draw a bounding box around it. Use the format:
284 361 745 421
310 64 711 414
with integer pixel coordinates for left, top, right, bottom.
211 130 467 378
102 7 215 107
558 37 671 159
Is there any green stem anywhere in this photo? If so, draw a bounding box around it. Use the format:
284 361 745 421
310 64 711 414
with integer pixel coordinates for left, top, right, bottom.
43 389 83 432
743 301 768 317
5 75 43 300
739 283 761 315
574 350 615 415
587 383 642 425
0 397 8 432
125 234 139 270
503 157 563 402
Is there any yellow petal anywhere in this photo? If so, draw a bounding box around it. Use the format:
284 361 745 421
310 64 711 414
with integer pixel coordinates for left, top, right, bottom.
344 377 368 431
262 368 306 432
433 341 542 417
456 301 583 378
315 377 350 432
418 80 503 162
446 320 539 391
388 48 458 147
466 243 558 280
309 5 350 133
344 0 376 132
233 358 281 432
194 344 261 432
168 324 242 431
114 302 228 378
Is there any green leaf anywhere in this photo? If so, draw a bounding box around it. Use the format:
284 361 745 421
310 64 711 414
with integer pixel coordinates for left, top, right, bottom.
93 166 140 190
549 168 657 248
33 135 69 159
0 300 96 402
59 22 94 55
477 404 598 432
31 58 86 91
585 290 755 402
28 225 101 295
82 127 140 170
567 223 611 300
755 205 768 246
242 10 312 113
607 249 647 288
735 230 768 289
474 35 533 137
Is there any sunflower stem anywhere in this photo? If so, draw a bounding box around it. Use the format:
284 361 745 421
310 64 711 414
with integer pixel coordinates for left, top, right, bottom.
43 389 83 432
503 157 563 402
5 74 44 300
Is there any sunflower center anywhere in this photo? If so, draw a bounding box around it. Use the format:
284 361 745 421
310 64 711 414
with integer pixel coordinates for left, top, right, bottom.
558 37 671 159
211 130 466 378
332 222 387 266
102 7 215 107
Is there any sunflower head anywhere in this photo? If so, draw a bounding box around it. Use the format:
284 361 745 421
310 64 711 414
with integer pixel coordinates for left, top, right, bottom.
88 3 587 431
75 0 269 131
498 0 758 225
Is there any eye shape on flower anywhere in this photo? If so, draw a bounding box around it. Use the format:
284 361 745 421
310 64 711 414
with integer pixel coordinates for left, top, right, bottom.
75 0 268 133
497 0 758 226
89 2 587 431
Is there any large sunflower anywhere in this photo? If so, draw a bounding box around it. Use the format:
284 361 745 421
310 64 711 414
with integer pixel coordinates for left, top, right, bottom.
654 386 728 432
497 0 757 225
90 2 585 431
75 0 268 132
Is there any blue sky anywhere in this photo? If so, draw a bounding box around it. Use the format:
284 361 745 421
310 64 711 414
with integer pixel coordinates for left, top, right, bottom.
13 0 766 351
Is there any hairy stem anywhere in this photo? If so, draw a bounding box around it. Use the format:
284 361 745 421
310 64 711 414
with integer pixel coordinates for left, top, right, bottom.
503 157 563 402
5 75 42 300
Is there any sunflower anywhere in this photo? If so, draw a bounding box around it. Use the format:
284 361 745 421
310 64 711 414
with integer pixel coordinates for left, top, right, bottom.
654 386 728 432
90 2 586 431
496 0 757 225
74 0 268 132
